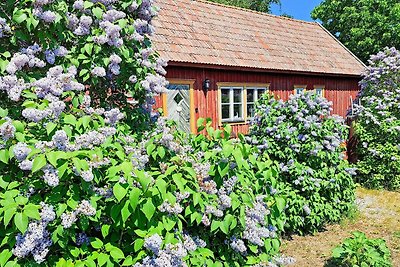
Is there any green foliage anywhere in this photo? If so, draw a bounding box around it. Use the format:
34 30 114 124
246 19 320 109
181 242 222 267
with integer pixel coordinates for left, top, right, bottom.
0 0 164 109
312 0 400 63
353 47 400 190
206 0 280 13
330 231 392 267
0 0 290 265
250 93 356 234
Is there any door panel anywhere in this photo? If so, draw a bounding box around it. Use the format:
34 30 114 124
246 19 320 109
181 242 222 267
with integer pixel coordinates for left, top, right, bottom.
166 84 191 132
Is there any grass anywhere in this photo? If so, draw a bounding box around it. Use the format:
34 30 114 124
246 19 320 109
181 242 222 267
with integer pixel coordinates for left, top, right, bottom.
280 187 400 267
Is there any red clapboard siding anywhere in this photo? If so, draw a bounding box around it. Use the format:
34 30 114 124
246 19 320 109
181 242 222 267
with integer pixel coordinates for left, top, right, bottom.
154 65 361 135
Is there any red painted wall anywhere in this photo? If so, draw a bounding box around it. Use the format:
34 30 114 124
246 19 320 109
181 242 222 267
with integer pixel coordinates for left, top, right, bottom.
156 65 361 135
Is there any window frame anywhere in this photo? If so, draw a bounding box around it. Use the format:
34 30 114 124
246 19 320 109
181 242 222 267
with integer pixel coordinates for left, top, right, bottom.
217 83 270 125
220 86 245 123
313 85 325 98
293 85 307 95
246 87 268 119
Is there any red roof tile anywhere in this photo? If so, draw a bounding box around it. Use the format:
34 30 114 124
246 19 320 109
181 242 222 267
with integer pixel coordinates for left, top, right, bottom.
152 0 366 76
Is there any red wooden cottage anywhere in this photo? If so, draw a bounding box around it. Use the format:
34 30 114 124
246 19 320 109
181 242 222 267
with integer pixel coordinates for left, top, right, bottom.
152 0 366 134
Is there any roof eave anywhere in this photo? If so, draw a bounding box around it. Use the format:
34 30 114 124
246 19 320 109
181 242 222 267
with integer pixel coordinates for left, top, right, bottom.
166 61 363 78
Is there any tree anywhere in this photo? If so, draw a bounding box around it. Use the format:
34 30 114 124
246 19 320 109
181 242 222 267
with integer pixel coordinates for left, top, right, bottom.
208 0 280 13
311 0 400 63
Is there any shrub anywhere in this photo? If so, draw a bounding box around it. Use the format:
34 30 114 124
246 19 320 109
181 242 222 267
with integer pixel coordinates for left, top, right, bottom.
330 231 392 267
352 47 400 190
0 1 290 266
0 0 167 109
249 93 356 234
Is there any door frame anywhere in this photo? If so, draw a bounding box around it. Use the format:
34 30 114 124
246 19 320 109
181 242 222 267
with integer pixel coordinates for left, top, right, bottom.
162 79 196 133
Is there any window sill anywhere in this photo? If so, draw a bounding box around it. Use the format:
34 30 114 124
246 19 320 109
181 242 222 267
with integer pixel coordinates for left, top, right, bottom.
220 120 249 126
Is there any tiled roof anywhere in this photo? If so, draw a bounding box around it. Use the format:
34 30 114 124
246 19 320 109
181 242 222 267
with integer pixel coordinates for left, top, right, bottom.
152 0 366 76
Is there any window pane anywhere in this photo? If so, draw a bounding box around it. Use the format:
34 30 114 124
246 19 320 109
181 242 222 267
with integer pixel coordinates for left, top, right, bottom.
296 88 305 94
221 104 230 120
233 89 242 103
221 89 230 104
167 84 190 90
247 89 254 102
233 104 243 119
247 104 255 117
258 89 266 99
316 88 323 97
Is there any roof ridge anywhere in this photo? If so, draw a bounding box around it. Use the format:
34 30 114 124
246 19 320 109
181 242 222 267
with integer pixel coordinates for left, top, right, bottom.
193 0 318 25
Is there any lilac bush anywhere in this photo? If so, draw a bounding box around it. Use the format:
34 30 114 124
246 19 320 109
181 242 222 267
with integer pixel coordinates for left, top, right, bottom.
250 93 356 234
0 1 293 266
352 47 400 190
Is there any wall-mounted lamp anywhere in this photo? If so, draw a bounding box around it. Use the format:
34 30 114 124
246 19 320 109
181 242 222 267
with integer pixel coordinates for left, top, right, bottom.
203 78 211 93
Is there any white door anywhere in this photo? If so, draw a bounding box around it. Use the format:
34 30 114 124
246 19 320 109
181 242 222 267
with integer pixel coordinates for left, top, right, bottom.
166 84 191 133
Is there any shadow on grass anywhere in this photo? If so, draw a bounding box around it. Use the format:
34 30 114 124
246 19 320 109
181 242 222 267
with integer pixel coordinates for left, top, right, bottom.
324 258 344 267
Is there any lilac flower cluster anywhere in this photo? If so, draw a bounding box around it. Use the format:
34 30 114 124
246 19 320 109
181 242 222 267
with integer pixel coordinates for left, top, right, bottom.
125 144 149 170
16 66 83 122
13 142 32 161
137 234 189 267
0 17 11 38
73 127 116 150
61 200 96 229
76 232 90 246
108 54 122 76
159 192 190 216
42 165 60 187
159 200 183 215
104 108 124 125
44 46 68 64
0 117 15 141
13 203 56 263
243 196 275 247
141 73 168 94
32 0 57 24
230 237 247 255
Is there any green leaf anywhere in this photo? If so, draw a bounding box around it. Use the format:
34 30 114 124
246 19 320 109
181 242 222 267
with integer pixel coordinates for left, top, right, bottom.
0 249 13 267
101 225 110 238
0 107 8 117
91 238 103 249
32 155 46 173
129 187 141 211
110 247 124 260
275 197 286 212
64 114 77 126
92 7 103 19
0 150 9 164
12 121 24 132
157 146 165 158
46 122 57 135
121 201 131 223
113 183 127 202
141 199 155 221
13 10 27 24
84 43 94 55
14 213 28 233
24 204 41 220
97 253 109 267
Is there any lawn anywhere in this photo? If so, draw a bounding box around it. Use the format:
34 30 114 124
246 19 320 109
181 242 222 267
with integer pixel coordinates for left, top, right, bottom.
281 187 400 266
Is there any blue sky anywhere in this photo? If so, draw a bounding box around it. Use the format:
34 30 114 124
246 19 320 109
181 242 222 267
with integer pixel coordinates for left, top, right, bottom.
270 0 322 22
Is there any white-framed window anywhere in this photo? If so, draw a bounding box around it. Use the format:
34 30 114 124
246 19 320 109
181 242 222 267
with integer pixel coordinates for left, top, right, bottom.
219 84 269 123
294 85 307 95
314 85 325 97
246 87 267 118
220 86 244 122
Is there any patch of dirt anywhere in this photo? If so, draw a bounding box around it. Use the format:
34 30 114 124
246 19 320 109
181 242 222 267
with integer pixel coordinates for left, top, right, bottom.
280 188 400 267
